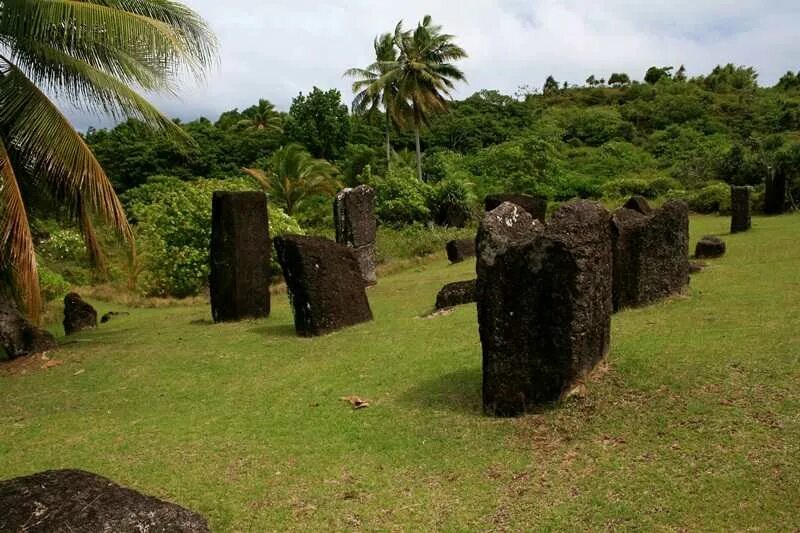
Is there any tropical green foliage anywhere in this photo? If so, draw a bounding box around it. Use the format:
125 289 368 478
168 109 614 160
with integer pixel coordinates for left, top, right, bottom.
285 88 350 160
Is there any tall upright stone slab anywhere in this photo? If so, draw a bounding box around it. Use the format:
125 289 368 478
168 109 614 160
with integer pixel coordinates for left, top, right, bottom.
477 201 612 416
274 235 373 337
334 185 377 285
730 186 751 233
611 200 690 311
484 193 548 223
764 169 787 215
209 191 270 323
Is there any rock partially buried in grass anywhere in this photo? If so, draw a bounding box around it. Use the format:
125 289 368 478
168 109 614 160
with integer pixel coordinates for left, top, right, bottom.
435 280 476 309
0 299 57 359
445 238 475 263
274 235 373 337
100 311 130 324
695 236 726 259
484 193 547 223
63 292 97 335
0 469 210 532
476 200 613 416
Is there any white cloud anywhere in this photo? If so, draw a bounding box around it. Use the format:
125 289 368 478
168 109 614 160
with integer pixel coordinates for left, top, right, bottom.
68 0 800 129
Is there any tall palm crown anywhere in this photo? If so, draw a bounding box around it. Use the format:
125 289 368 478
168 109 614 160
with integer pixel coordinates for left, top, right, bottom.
0 0 217 319
382 15 467 179
237 99 282 133
242 144 340 216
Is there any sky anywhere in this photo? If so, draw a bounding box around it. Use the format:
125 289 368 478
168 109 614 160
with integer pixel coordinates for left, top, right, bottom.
69 0 800 130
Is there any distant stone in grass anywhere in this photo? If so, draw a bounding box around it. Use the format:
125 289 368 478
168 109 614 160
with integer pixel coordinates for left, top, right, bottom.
274 235 373 336
689 261 707 274
695 235 726 259
0 299 57 359
0 469 209 532
730 185 752 233
209 191 271 323
435 280 476 309
334 185 377 286
63 292 97 335
477 200 612 416
622 195 653 215
764 168 787 215
100 311 130 324
611 200 690 311
484 193 547 222
445 238 475 263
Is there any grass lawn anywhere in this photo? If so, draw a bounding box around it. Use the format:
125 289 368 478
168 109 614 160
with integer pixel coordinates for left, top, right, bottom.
2 214 799 531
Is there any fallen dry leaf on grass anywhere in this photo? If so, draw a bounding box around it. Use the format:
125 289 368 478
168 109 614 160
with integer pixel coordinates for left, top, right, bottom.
41 359 64 369
340 396 370 409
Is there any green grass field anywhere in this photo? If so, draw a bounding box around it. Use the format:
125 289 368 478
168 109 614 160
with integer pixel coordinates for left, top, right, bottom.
2 214 799 531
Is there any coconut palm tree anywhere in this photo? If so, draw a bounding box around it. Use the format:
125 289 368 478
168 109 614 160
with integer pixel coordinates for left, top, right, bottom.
0 0 217 319
344 33 398 165
242 144 340 216
381 16 467 180
236 98 283 133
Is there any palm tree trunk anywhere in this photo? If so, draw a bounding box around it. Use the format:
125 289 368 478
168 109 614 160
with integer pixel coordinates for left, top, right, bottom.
384 112 391 168
414 127 422 181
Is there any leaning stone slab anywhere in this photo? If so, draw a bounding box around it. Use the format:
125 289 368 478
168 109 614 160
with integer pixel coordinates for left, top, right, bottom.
274 235 373 336
0 469 209 532
484 193 547 223
210 191 271 322
611 200 690 311
730 185 751 233
435 280 476 309
446 238 475 263
63 292 97 335
695 236 726 259
477 200 612 416
0 299 57 359
334 185 377 285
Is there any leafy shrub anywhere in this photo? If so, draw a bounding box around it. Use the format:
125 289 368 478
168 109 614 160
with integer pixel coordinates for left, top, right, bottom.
428 178 476 226
375 167 432 227
38 266 70 302
687 182 731 214
38 229 86 261
600 175 682 199
376 225 475 263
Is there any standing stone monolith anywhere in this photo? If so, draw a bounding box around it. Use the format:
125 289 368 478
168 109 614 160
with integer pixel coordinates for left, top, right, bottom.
611 200 690 311
209 191 270 323
484 193 548 223
63 292 97 335
477 201 612 416
764 169 787 215
730 186 751 233
445 238 475 263
274 235 373 336
334 185 377 285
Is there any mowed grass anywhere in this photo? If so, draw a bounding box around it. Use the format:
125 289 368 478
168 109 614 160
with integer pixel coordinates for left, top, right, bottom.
2 214 799 531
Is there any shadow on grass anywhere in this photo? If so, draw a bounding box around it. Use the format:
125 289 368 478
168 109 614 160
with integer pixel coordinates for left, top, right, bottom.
248 322 297 339
399 367 483 415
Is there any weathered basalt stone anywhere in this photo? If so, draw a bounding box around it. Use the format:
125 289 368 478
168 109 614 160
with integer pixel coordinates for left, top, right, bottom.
334 185 377 285
730 186 751 233
0 469 209 532
274 235 373 336
63 292 97 335
484 193 548 223
476 200 612 416
764 169 787 215
695 235 726 259
622 195 653 215
101 311 130 324
435 280 476 309
210 191 271 322
611 200 690 311
0 299 57 359
445 238 476 263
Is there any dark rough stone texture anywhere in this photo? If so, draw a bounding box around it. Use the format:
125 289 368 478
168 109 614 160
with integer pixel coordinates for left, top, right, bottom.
274 235 373 337
101 311 130 324
446 238 476 263
764 169 787 215
477 201 612 416
210 191 271 323
435 280 476 309
484 193 548 223
611 200 690 311
623 195 653 215
730 186 752 233
0 469 209 532
334 185 377 285
63 292 97 335
695 235 726 259
0 299 57 359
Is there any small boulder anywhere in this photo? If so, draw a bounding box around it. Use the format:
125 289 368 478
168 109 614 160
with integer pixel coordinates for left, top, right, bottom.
622 195 653 215
484 193 547 223
445 238 475 263
0 299 57 359
0 469 210 532
63 292 97 335
435 280 476 309
695 236 726 259
100 311 130 324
